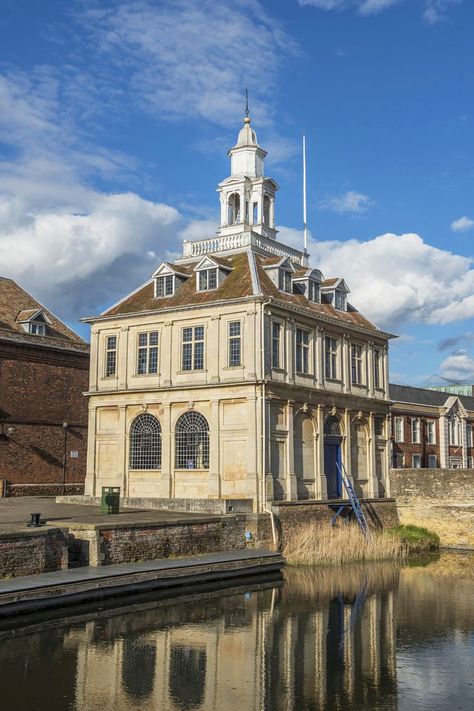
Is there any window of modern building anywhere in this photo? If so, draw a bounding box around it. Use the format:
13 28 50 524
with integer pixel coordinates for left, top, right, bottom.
411 418 421 444
426 420 436 445
198 268 218 291
175 411 209 470
105 335 117 377
374 348 381 389
182 326 204 371
325 337 338 380
137 331 159 375
272 322 281 368
412 454 422 468
155 274 174 298
228 321 241 367
129 413 161 469
351 344 363 384
428 454 437 468
295 328 310 374
394 416 404 443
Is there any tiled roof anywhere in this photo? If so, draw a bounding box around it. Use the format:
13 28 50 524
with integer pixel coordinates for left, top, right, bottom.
322 278 339 287
101 250 384 335
0 277 88 353
389 383 474 411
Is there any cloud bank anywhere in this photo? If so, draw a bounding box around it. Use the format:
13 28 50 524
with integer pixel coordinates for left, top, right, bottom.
297 0 462 23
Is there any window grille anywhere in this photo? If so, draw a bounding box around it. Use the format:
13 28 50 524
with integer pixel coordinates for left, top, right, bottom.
175 412 209 469
137 331 159 374
272 322 281 368
325 337 338 379
156 275 174 297
228 321 241 366
198 269 218 291
324 416 341 436
105 335 117 377
129 413 161 469
351 344 363 384
296 328 310 373
182 326 204 370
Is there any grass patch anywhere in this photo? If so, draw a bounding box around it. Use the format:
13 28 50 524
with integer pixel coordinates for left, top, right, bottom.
387 524 440 553
283 522 407 567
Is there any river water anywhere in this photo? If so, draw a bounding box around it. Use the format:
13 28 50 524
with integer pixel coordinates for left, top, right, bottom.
1 553 473 711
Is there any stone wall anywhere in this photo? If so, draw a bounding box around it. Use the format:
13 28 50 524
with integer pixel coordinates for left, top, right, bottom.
390 468 474 503
7 483 84 497
0 527 69 578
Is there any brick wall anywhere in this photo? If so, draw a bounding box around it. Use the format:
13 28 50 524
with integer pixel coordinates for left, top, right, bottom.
390 468 474 503
0 528 68 578
0 344 88 491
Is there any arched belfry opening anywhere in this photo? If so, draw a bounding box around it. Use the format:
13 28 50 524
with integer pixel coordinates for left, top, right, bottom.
263 195 270 226
324 415 342 499
227 193 241 225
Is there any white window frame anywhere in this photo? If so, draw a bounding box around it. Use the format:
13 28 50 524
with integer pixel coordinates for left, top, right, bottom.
198 268 218 292
426 419 436 445
30 322 46 335
105 335 117 378
155 274 174 298
136 331 159 375
373 348 382 389
428 454 437 469
181 326 205 371
325 336 338 380
227 320 242 367
467 423 474 448
295 328 310 374
394 416 404 443
412 453 422 468
272 321 282 369
411 418 421 444
351 344 363 385
308 280 320 303
278 270 292 293
335 290 346 311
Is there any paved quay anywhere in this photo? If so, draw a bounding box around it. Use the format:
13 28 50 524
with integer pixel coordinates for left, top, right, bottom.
0 548 283 617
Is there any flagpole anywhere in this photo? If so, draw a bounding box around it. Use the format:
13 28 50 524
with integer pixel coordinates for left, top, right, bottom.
303 133 308 252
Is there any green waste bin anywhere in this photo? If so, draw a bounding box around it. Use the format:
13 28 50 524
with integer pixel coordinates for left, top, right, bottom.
101 486 120 514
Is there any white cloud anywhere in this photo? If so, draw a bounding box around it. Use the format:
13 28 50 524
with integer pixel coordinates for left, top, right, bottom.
319 190 374 214
297 0 461 23
451 216 474 233
279 228 474 330
440 350 474 381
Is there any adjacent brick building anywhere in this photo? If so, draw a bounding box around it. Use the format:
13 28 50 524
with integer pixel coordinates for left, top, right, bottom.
0 277 89 495
389 383 474 469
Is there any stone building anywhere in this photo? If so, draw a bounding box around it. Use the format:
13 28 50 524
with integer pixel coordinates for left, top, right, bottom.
0 277 89 496
83 113 394 511
390 383 474 469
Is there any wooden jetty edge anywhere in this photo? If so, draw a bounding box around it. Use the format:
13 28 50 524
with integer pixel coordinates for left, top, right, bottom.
0 549 283 617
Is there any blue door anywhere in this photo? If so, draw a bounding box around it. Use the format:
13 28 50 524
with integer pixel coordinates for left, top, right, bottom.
324 438 342 499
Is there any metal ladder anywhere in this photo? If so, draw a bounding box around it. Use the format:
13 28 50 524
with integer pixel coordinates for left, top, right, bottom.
331 461 369 535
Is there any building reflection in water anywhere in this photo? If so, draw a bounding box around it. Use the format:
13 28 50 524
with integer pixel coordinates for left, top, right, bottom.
62 564 398 711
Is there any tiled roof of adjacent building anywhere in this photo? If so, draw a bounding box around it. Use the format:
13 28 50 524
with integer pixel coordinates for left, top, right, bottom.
389 383 474 411
100 250 387 336
0 277 89 353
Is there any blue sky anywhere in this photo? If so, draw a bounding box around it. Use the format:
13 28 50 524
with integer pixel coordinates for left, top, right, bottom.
0 0 473 385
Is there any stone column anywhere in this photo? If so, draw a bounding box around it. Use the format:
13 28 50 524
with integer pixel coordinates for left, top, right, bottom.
367 341 374 396
84 405 97 496
162 400 173 498
162 321 173 387
382 345 389 399
316 405 327 499
343 334 351 394
286 318 295 384
343 409 354 486
287 400 297 500
316 326 324 388
439 414 448 468
89 329 99 392
208 315 220 384
384 413 392 496
461 417 468 468
367 412 378 497
118 405 128 497
118 327 129 390
208 399 221 499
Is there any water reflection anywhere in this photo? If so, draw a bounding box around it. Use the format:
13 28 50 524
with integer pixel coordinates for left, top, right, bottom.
1 555 474 711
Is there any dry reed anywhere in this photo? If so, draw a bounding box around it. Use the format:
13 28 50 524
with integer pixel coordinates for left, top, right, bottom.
283 522 407 566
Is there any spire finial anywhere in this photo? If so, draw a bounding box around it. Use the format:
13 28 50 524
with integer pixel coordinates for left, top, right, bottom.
244 88 250 123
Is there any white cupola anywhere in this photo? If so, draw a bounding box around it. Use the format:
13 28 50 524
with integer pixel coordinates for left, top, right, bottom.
216 107 279 241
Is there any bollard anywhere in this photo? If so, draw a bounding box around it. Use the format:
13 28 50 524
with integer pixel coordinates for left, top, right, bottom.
27 512 43 527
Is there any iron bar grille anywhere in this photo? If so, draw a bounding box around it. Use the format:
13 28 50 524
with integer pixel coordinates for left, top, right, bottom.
137 331 159 374
182 326 204 370
129 413 162 469
175 412 209 469
228 320 241 366
105 335 117 377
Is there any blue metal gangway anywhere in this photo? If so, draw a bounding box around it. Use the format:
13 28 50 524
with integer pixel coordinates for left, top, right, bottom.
331 461 369 535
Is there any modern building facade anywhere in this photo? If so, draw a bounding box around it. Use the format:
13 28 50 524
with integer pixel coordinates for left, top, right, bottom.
390 383 474 469
0 277 89 495
83 113 394 511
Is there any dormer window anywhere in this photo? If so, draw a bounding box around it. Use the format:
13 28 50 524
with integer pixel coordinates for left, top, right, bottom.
335 290 347 311
198 268 218 291
16 308 50 336
30 322 46 335
308 280 320 303
278 269 292 293
155 275 174 298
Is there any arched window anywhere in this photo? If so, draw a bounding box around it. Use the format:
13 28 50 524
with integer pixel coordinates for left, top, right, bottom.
324 416 341 437
227 193 240 225
175 412 209 470
129 414 162 469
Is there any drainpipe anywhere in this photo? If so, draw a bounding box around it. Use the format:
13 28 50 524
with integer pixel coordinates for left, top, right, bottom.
62 422 68 495
260 298 278 548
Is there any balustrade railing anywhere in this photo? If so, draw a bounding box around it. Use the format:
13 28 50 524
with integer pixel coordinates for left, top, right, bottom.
182 231 307 266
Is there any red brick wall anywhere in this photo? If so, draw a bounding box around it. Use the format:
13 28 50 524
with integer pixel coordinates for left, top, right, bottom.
392 415 441 468
0 343 89 491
